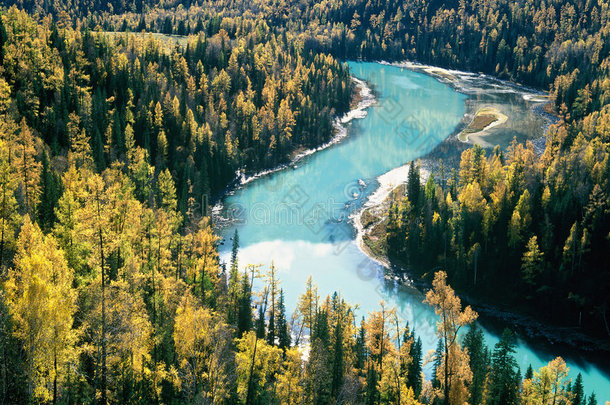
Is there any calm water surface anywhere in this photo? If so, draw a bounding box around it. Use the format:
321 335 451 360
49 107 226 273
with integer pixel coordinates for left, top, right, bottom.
218 62 610 398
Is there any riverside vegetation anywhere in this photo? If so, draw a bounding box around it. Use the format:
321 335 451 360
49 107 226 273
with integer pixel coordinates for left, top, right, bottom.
0 0 608 403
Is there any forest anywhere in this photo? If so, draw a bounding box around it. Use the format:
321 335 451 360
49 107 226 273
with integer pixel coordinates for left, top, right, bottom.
0 0 608 403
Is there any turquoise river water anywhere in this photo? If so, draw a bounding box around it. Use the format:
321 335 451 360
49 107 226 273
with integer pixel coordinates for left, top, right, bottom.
217 62 610 398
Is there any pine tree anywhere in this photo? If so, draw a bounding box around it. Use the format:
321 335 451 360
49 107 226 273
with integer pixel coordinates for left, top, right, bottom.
276 289 290 350
37 151 61 232
572 373 584 405
407 332 423 397
306 311 332 405
0 141 19 269
365 364 379 405
431 339 444 389
228 230 241 325
16 119 40 214
355 318 367 372
463 324 488 405
407 161 421 210
487 329 519 405
231 229 239 270
237 271 253 337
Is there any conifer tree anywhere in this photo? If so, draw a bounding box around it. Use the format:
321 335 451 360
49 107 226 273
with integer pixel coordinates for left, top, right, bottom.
237 270 253 337
463 324 488 405
37 151 61 232
407 331 423 398
572 373 585 405
0 141 19 269
16 119 40 214
486 329 519 405
276 289 290 351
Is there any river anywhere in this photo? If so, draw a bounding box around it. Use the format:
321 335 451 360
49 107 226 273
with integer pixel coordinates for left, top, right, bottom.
217 61 610 399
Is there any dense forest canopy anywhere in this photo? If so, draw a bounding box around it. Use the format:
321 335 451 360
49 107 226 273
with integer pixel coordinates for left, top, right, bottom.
0 0 608 403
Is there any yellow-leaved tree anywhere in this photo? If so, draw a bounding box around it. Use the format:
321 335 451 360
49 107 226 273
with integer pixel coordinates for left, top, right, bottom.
276 346 304 404
174 293 234 403
424 271 478 405
4 215 76 402
235 330 283 404
521 357 572 405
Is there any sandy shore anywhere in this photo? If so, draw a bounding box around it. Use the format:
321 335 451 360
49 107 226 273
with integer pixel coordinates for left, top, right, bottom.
351 163 430 269
458 106 509 143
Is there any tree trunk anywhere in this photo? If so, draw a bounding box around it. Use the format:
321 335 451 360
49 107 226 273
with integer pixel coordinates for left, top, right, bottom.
53 350 57 405
1 334 6 404
96 191 107 405
443 311 449 405
0 183 6 270
246 290 268 405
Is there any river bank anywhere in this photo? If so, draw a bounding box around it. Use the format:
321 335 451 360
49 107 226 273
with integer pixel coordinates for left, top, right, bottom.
212 77 376 225
238 77 375 187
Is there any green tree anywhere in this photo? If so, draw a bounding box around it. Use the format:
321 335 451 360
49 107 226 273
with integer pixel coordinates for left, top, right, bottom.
463 324 488 405
487 329 519 405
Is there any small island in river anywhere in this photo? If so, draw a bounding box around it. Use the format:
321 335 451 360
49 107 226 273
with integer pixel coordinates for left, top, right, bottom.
457 106 508 143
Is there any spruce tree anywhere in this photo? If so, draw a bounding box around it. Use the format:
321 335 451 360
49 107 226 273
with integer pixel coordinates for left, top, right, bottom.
407 160 421 210
276 289 290 350
365 365 379 405
407 331 423 397
255 305 265 339
487 329 519 405
431 338 444 389
572 373 584 405
354 318 366 371
37 151 61 232
463 323 488 405
330 320 344 399
237 272 252 337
